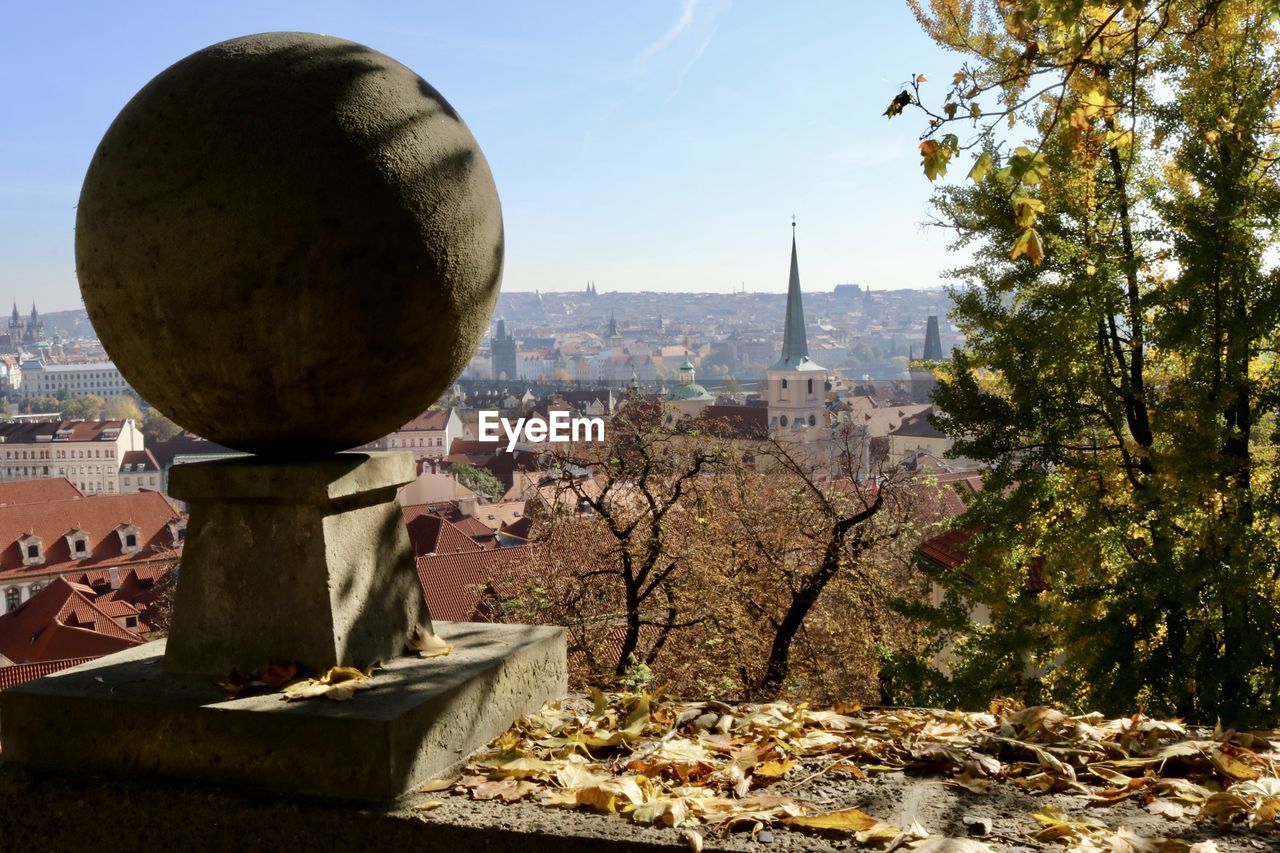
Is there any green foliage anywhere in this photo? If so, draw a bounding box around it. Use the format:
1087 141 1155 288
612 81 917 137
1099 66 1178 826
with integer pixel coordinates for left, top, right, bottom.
452 462 503 500
897 1 1280 725
23 395 60 414
141 406 181 443
616 655 654 691
103 395 143 424
59 393 105 420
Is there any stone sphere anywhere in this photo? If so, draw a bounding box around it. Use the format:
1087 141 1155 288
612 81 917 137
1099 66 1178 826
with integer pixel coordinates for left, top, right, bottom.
76 32 503 456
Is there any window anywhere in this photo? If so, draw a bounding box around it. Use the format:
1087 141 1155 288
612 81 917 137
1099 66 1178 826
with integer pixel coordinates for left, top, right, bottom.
125 616 138 629
779 415 788 427
4 588 17 611
808 414 816 426
75 539 86 554
125 534 137 548
807 378 813 394
781 379 788 389
26 544 37 559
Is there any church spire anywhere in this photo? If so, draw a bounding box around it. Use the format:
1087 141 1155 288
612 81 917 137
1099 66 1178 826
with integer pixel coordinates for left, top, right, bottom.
606 310 619 340
777 217 809 366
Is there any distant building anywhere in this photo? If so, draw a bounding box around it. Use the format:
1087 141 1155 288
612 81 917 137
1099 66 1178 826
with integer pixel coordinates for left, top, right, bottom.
22 360 132 399
923 315 944 361
0 356 22 391
0 484 183 612
0 577 144 667
766 226 827 442
117 449 163 494
491 318 518 381
888 406 953 462
0 419 144 495
369 408 465 461
664 359 715 420
7 303 46 351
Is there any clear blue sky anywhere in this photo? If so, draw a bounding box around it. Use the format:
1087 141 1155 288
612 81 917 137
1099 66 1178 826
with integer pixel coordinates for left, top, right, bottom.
1 1 966 311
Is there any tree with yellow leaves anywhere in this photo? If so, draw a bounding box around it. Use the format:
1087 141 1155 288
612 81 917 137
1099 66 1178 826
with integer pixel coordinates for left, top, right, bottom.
886 1 1280 725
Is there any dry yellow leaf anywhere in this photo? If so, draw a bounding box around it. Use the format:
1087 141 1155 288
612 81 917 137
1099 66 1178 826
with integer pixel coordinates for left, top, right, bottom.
407 624 453 658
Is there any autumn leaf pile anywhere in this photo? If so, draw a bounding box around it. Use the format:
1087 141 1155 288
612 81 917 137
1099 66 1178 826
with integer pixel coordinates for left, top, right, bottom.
433 692 1279 849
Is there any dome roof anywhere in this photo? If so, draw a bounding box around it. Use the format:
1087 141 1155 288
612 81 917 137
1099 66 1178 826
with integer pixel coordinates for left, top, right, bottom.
666 382 713 401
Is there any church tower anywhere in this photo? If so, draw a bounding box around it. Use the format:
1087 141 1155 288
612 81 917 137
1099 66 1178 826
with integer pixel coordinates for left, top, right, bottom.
766 221 826 439
27 303 43 344
605 310 622 345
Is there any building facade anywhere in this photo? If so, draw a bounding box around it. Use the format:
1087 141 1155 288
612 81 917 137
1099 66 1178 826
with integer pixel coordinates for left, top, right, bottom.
0 485 183 612
765 227 828 443
0 419 144 495
491 319 518 381
22 360 133 399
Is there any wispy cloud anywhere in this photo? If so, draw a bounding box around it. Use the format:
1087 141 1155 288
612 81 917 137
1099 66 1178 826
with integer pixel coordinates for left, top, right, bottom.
664 24 719 103
633 0 702 73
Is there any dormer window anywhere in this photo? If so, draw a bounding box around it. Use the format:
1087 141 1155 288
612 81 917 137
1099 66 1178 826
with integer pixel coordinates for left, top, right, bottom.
18 533 44 567
167 518 187 545
65 528 91 559
116 524 142 554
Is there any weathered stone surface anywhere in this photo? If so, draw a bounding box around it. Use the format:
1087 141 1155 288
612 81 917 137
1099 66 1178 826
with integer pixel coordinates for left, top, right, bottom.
76 31 504 456
163 452 426 675
0 622 567 802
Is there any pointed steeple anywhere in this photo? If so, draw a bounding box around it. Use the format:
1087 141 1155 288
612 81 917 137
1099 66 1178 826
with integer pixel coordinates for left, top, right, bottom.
923 315 943 361
606 310 619 339
10 303 19 326
771 218 820 371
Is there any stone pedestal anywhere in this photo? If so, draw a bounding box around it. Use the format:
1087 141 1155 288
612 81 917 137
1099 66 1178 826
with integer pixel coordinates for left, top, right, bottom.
164 452 427 675
0 622 567 801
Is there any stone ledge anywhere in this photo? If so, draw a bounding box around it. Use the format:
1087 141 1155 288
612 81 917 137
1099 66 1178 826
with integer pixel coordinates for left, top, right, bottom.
0 621 566 801
0 762 694 853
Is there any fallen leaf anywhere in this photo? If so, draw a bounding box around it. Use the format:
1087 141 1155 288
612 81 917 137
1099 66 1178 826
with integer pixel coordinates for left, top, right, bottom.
471 779 537 802
411 799 445 811
786 806 885 831
281 665 375 702
407 624 453 659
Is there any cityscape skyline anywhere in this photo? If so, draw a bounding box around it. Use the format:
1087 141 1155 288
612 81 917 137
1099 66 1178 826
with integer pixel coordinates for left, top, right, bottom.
3 2 964 312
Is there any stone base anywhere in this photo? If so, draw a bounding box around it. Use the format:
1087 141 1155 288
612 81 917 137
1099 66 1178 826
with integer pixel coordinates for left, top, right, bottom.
165 452 428 676
0 621 566 801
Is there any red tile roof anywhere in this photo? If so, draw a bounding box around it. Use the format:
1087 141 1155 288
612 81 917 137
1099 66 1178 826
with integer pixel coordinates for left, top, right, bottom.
890 407 947 439
0 577 143 664
401 504 484 557
0 491 182 583
148 433 235 469
917 529 973 570
416 546 531 621
0 478 83 506
500 515 534 541
695 405 769 439
449 439 502 456
0 656 94 692
0 419 130 444
120 449 161 472
398 409 452 431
